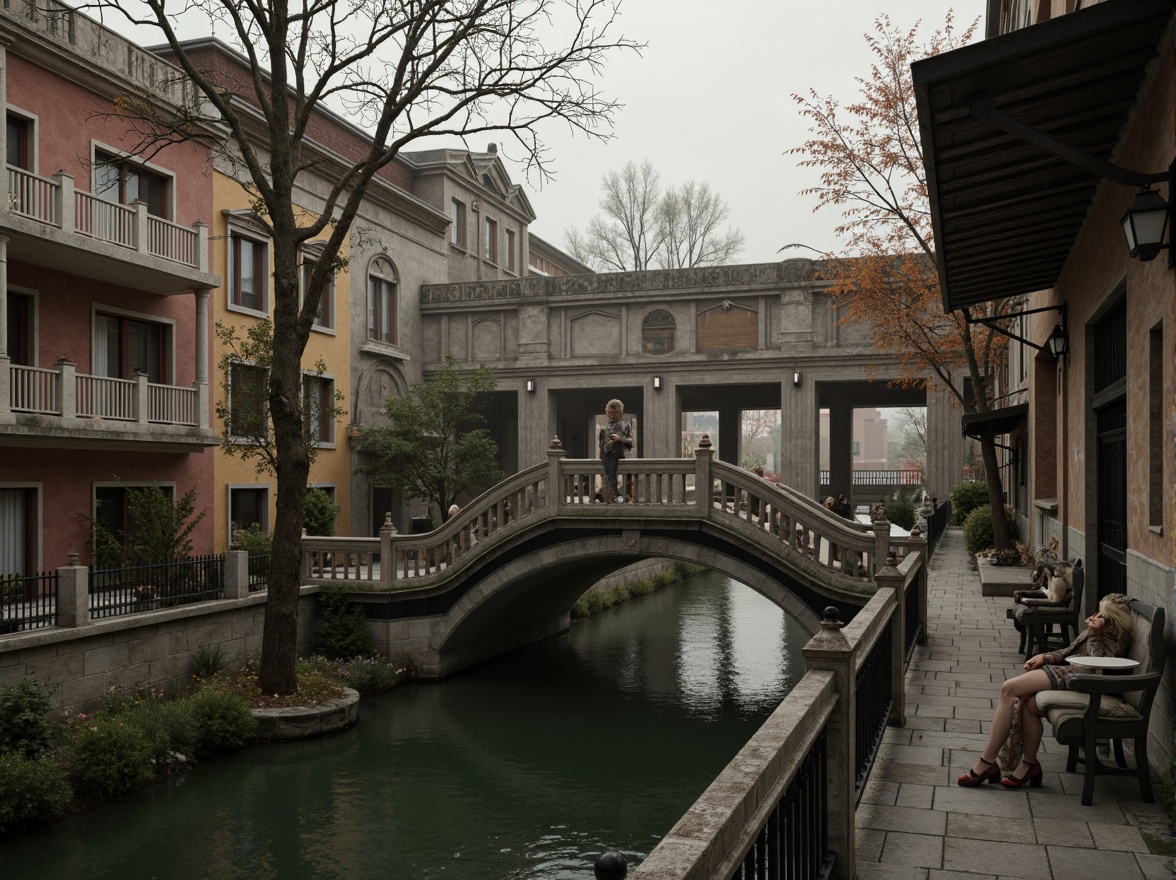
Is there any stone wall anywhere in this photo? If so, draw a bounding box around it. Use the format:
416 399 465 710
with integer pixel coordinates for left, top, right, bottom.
580 559 678 595
0 589 320 715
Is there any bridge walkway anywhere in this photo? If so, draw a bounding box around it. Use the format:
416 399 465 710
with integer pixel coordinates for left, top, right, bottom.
855 528 1171 879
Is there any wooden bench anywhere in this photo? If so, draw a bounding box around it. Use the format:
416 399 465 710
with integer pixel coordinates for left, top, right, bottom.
1036 598 1167 805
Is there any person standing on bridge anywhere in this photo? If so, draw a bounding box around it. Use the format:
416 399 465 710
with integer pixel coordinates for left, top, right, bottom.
599 398 633 504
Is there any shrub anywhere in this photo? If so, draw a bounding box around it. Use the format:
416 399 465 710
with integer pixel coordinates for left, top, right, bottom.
0 753 71 833
328 656 405 694
69 719 155 800
192 644 228 678
652 570 677 589
189 688 257 756
950 481 990 526
232 523 272 555
304 487 340 537
963 503 1020 558
884 495 917 531
118 699 198 770
312 585 374 660
0 678 56 758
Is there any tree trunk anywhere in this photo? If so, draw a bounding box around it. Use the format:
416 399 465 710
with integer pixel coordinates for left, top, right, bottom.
979 435 1011 552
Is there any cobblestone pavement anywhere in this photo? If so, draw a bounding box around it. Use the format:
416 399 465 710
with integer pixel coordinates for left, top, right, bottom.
855 528 1175 880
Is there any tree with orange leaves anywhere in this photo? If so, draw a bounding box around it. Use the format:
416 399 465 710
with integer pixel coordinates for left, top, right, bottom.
791 12 1020 551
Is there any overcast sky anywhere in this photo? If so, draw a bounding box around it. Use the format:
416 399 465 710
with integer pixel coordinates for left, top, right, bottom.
507 0 983 264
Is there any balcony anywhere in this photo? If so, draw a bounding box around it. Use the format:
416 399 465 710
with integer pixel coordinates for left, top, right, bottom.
0 357 217 452
3 166 219 295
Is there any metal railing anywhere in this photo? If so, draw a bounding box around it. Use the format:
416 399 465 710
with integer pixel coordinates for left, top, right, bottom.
0 571 58 633
854 622 894 802
904 578 921 661
247 553 270 593
89 555 223 619
925 498 951 559
819 469 924 487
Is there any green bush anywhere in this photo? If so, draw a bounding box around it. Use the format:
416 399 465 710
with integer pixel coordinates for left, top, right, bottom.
118 699 198 769
69 719 155 800
304 487 340 537
950 481 990 526
963 503 1020 558
232 523 272 555
884 495 917 531
190 688 257 757
192 644 228 678
0 752 71 832
312 585 374 660
652 570 676 589
0 678 56 758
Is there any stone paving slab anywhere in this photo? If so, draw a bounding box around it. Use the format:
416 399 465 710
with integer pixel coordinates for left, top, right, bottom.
854 528 1176 880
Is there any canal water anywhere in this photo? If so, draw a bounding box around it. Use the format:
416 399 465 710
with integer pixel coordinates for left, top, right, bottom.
1 571 809 880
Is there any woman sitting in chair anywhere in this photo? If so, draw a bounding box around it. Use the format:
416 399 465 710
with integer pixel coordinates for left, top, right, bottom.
958 593 1133 789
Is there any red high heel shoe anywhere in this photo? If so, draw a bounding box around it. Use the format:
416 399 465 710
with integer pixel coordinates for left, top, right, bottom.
957 757 1001 786
1001 760 1043 788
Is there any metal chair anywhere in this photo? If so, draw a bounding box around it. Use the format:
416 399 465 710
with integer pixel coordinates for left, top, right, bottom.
1037 599 1167 805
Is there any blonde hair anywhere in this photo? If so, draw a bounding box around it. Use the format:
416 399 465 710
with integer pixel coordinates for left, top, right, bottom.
1098 593 1133 645
606 399 624 413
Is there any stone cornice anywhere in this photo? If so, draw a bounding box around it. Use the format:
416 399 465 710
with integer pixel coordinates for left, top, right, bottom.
421 260 828 307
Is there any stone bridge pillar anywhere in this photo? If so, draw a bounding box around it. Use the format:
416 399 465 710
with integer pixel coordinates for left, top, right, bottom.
925 382 962 502
779 376 818 497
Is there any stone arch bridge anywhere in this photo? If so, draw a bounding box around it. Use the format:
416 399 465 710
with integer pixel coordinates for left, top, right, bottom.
303 442 928 678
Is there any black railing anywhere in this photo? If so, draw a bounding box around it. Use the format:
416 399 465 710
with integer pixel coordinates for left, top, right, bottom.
854 621 894 802
905 578 921 662
925 498 951 559
248 553 270 593
819 469 924 488
730 729 834 880
90 554 224 619
0 571 58 634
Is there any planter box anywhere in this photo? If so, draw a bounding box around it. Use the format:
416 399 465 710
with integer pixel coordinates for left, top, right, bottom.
251 687 360 741
976 556 1033 597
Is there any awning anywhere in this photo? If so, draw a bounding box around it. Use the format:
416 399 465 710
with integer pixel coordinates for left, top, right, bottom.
912 0 1174 312
961 403 1028 440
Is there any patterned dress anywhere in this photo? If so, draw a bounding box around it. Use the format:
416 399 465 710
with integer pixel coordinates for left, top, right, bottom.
1038 628 1129 690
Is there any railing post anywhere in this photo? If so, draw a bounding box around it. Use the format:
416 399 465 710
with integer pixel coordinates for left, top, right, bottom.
872 517 891 577
56 557 89 628
56 356 75 419
194 220 209 272
911 525 929 646
802 607 856 880
223 550 250 600
379 512 397 588
197 380 209 429
133 200 149 254
54 170 74 234
693 433 713 514
135 371 149 423
547 436 566 513
874 557 906 727
0 354 11 425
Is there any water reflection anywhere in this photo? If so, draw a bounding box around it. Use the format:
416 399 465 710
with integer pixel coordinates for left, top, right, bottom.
0 570 807 880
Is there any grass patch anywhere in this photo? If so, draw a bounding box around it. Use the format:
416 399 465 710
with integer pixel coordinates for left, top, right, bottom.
570 563 704 620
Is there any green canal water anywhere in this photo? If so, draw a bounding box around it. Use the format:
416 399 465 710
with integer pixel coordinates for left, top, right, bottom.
1 571 809 880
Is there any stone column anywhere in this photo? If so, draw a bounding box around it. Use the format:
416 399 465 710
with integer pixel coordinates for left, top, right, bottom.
223 550 251 600
194 290 210 385
57 357 76 419
779 375 817 497
0 41 8 168
0 235 7 358
57 563 90 628
694 434 713 512
546 436 566 512
925 382 963 502
379 512 398 589
802 609 856 880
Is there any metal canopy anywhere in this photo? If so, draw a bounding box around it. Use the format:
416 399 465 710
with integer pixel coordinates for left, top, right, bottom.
912 0 1173 312
961 403 1028 440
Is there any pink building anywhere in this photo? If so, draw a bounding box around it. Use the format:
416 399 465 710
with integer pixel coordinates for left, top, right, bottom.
0 5 220 573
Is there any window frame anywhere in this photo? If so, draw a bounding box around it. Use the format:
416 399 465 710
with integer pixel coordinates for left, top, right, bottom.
91 145 173 220
227 361 270 443
91 481 176 567
6 285 38 367
228 484 270 546
300 248 335 333
0 482 42 575
506 228 516 272
484 217 498 264
5 107 37 173
302 372 336 447
90 303 175 384
367 258 398 346
451 198 467 248
228 230 270 316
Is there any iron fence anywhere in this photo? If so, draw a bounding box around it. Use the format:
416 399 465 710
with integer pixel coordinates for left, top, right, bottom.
905 579 921 662
0 571 58 634
90 554 224 619
854 620 895 802
248 553 270 593
925 498 951 559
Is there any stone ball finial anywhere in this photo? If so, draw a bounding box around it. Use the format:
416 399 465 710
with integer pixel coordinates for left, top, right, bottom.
549 436 564 451
698 434 712 449
820 606 844 629
886 552 897 566
594 851 628 880
910 524 922 538
380 512 397 535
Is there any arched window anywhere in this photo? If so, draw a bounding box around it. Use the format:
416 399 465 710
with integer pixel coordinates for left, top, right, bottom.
642 309 675 355
368 257 398 344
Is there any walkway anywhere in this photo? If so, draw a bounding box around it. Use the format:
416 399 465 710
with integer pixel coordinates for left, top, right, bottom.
856 528 1174 879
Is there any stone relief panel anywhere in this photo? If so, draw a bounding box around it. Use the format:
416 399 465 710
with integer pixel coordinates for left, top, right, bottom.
569 310 621 357
472 318 503 362
696 301 758 352
357 363 407 423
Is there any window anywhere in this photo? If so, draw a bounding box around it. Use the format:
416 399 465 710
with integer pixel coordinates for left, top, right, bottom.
6 292 33 366
94 484 172 567
0 487 37 575
484 217 497 263
303 374 335 444
94 150 168 218
230 487 268 541
301 254 334 331
451 199 466 248
6 115 31 170
642 309 676 355
228 363 269 440
94 313 167 383
230 233 268 312
506 228 516 272
368 258 397 344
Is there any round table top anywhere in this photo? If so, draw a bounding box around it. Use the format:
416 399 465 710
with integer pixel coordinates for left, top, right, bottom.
1065 656 1139 670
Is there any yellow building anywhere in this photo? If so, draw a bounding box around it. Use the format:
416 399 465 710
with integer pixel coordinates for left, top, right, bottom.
209 170 352 547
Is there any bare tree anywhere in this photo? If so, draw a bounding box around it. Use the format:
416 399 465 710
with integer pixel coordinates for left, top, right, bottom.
895 406 927 475
658 181 746 269
89 0 639 694
566 161 744 270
